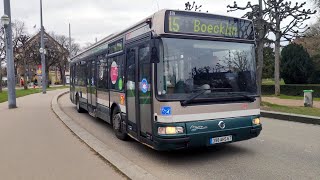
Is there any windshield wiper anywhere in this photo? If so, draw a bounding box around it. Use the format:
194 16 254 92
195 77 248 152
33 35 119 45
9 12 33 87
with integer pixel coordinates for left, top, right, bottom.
181 90 256 106
181 88 231 106
225 92 256 101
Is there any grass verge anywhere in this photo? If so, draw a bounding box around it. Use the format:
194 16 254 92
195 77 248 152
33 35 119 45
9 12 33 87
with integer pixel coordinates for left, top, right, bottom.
262 79 286 85
0 86 68 103
261 101 320 117
263 94 320 101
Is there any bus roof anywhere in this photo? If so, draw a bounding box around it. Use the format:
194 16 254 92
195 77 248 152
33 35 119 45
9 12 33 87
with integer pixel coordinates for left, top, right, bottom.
71 9 253 63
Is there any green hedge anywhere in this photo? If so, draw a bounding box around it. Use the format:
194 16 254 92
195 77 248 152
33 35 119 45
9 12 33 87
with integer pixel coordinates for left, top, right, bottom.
262 85 320 97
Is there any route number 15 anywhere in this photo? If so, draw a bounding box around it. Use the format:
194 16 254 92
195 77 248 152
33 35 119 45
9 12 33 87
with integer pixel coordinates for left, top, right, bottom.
169 16 180 32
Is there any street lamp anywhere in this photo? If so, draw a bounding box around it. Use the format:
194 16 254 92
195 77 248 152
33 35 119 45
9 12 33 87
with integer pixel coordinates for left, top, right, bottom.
39 47 46 54
2 0 17 109
1 14 9 26
40 0 46 94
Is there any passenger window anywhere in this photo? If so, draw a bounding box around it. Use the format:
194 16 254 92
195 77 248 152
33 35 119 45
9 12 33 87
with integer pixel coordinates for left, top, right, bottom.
98 55 108 89
139 44 151 93
126 49 135 92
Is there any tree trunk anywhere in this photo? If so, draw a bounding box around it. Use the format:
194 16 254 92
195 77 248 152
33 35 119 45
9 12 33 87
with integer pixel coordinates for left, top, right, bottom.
256 0 264 96
274 32 281 96
61 65 66 86
27 63 31 86
274 5 281 96
256 38 264 96
23 57 28 90
23 75 27 90
46 68 50 88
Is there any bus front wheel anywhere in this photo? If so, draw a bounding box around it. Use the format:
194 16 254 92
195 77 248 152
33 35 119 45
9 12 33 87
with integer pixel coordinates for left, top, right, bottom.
112 109 127 140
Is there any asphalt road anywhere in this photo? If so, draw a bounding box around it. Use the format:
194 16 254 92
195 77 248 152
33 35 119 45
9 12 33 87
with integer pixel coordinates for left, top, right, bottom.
59 93 320 180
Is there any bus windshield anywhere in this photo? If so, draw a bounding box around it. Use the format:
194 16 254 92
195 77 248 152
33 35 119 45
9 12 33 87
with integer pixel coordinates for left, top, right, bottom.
156 38 257 101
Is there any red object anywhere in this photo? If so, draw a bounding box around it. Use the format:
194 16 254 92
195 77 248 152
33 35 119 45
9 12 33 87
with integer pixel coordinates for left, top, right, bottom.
110 61 118 84
20 78 24 86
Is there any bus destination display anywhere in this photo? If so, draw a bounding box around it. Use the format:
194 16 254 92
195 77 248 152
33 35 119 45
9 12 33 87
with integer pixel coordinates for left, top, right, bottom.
165 11 254 40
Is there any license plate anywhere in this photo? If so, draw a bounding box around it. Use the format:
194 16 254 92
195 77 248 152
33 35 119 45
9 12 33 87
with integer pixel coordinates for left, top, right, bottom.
210 135 232 144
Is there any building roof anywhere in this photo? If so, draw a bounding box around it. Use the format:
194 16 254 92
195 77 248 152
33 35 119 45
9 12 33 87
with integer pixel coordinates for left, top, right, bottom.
22 31 68 55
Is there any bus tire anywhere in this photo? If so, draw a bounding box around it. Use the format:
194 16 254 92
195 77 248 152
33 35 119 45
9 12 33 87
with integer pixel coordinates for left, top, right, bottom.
76 95 85 113
112 109 127 140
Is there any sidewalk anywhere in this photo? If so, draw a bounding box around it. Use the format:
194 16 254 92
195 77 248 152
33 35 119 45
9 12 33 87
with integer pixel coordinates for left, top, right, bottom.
0 90 124 180
262 96 320 108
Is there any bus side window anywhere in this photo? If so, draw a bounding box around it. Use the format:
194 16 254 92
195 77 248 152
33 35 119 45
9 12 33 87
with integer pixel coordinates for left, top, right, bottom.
126 49 135 92
98 56 108 90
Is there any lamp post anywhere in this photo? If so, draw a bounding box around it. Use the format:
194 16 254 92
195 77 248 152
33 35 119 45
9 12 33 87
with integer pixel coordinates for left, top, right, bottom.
40 0 46 94
2 0 17 109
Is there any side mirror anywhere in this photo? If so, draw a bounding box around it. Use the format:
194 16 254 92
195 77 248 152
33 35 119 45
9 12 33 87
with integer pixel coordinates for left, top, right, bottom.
151 47 159 63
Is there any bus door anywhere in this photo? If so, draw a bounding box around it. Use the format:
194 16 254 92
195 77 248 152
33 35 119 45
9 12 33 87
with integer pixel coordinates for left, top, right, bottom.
125 39 153 140
87 60 97 114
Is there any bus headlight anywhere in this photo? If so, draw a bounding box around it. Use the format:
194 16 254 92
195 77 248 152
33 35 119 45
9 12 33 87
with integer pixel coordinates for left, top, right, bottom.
252 118 261 125
158 126 184 135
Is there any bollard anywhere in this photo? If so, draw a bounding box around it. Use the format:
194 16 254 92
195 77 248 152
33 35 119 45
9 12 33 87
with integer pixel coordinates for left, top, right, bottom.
303 90 314 107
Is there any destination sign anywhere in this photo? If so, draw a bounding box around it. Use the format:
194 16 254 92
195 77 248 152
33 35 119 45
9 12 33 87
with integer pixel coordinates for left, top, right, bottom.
165 11 254 40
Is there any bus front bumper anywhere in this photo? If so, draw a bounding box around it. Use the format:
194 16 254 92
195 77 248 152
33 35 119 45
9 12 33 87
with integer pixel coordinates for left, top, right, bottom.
153 124 262 151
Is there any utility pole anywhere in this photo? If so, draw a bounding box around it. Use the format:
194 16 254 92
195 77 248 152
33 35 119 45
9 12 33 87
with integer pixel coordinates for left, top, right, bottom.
67 23 71 86
3 0 17 108
69 23 71 59
40 0 46 94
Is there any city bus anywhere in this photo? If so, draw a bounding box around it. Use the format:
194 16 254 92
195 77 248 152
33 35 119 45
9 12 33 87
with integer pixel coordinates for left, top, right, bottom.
70 9 262 151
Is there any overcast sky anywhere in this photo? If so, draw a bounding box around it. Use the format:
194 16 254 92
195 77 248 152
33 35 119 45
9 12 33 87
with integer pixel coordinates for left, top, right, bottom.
0 0 317 47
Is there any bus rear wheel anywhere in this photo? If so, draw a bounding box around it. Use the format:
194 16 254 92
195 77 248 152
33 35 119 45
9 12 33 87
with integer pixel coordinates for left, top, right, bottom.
112 109 127 140
76 96 85 113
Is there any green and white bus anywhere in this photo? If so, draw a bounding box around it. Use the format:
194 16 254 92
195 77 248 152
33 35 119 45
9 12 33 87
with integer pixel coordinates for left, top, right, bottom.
70 9 262 151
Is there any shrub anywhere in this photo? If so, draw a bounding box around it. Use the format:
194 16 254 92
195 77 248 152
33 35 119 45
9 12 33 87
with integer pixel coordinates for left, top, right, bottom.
262 85 320 97
281 43 314 84
262 46 275 79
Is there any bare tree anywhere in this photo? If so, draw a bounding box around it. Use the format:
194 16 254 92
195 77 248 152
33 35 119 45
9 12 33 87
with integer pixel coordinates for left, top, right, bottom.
305 17 320 37
0 27 5 92
228 0 316 96
81 42 93 51
11 20 30 89
50 32 80 57
298 19 320 56
312 0 320 8
49 32 80 85
22 32 68 87
15 35 30 89
185 1 207 12
0 20 29 91
266 1 316 95
228 1 270 95
231 51 250 72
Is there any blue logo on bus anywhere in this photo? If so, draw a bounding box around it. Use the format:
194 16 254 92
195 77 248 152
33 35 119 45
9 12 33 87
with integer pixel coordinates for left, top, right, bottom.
161 106 172 116
141 78 148 93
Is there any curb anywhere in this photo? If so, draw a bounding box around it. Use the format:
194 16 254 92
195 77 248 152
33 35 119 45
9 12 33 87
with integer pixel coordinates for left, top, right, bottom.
261 110 320 125
51 90 157 180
